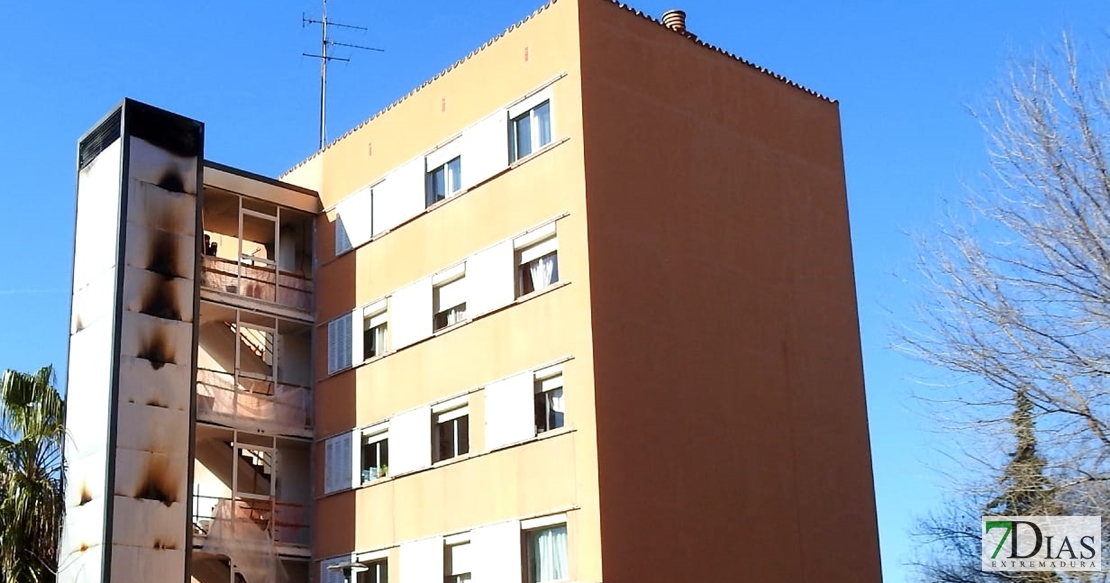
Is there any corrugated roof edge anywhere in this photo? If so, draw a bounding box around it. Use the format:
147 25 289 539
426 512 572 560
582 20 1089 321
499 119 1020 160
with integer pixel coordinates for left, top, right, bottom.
279 0 561 179
279 0 834 179
602 0 835 104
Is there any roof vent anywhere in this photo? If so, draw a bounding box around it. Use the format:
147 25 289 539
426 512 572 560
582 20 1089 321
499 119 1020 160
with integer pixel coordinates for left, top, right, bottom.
661 9 696 40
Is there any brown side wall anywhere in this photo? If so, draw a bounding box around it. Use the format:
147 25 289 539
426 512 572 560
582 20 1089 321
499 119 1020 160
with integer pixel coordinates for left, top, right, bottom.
577 2 881 581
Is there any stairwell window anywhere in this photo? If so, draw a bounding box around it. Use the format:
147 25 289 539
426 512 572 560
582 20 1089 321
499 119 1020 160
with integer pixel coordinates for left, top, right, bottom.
534 366 564 435
433 267 467 331
363 303 388 361
427 156 462 207
511 100 552 162
516 235 559 297
433 400 470 462
361 425 389 484
524 523 568 583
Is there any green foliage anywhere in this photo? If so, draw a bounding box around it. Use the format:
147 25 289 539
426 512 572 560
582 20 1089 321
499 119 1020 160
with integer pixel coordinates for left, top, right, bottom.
0 365 65 583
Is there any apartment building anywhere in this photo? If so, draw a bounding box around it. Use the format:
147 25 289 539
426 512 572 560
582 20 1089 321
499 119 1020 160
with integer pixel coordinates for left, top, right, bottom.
59 1 881 583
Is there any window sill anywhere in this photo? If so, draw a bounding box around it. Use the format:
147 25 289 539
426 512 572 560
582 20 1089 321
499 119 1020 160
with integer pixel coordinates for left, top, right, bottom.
513 280 569 305
326 280 572 381
509 137 570 170
325 136 570 264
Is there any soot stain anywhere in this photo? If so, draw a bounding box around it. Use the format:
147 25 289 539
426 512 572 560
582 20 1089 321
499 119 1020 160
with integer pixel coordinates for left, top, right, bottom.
152 539 176 550
137 330 175 370
145 398 168 409
139 277 182 322
157 170 185 193
79 543 89 552
74 313 85 333
78 483 92 506
134 455 178 507
147 230 181 279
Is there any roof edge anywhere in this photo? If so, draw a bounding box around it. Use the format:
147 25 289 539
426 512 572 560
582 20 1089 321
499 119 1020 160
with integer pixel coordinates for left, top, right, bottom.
601 0 836 104
279 0 561 179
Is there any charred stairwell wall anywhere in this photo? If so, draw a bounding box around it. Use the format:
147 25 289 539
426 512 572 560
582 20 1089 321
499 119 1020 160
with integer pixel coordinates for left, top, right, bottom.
60 100 203 583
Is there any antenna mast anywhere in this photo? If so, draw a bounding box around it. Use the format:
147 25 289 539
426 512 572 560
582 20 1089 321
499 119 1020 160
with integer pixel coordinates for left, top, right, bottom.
303 0 384 150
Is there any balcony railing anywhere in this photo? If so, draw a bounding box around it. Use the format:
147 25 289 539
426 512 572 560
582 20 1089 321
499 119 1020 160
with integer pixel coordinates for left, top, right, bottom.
201 255 312 312
197 369 310 435
193 494 309 548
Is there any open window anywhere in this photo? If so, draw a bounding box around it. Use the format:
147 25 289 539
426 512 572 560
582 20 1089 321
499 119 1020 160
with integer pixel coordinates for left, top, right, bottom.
433 398 470 463
515 224 559 297
444 537 472 583
534 365 564 435
363 300 388 361
358 559 388 583
433 267 467 331
361 424 389 484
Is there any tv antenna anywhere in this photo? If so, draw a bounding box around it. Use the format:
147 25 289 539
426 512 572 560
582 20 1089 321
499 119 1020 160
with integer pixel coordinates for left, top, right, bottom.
303 0 384 150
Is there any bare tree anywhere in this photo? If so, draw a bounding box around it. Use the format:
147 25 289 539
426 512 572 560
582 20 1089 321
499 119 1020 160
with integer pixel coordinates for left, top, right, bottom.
902 34 1110 581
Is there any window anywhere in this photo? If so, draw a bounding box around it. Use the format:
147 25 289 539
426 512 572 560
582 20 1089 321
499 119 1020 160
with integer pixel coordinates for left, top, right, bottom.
363 305 388 360
357 559 388 583
324 433 353 494
534 369 564 434
433 271 467 331
510 100 552 162
444 541 471 583
434 405 470 462
361 427 389 483
427 156 462 207
327 313 354 374
517 236 559 297
525 525 568 583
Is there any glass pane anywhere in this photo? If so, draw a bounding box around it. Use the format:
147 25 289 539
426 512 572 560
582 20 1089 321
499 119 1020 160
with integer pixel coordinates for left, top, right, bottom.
448 157 462 193
548 388 564 429
534 390 547 433
513 113 532 160
437 420 454 461
429 166 447 204
534 101 552 148
529 526 568 583
457 415 469 455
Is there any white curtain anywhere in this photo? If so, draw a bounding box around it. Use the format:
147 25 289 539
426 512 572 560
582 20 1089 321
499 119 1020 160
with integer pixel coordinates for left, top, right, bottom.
529 254 558 291
532 526 568 582
549 388 565 428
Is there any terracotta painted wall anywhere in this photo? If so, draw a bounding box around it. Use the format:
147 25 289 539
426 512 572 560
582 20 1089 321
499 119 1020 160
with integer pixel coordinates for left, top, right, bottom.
577 2 881 582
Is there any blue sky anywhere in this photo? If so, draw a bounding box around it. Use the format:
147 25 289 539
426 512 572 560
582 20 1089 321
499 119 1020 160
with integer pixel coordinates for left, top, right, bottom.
3 1 1110 581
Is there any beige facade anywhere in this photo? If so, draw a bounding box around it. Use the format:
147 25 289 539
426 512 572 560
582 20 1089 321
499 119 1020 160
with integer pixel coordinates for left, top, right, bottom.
67 1 880 582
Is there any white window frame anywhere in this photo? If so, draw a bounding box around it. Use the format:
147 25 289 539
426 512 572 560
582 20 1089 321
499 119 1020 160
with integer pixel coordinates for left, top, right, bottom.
358 558 388 583
433 265 468 331
534 364 565 435
426 155 462 207
515 229 559 297
444 538 473 583
360 423 389 483
433 397 470 463
522 518 569 583
509 90 553 163
362 299 389 361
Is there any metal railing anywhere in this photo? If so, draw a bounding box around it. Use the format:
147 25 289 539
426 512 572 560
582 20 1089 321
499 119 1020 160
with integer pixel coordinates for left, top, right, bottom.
196 369 311 435
192 494 309 547
201 255 312 312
